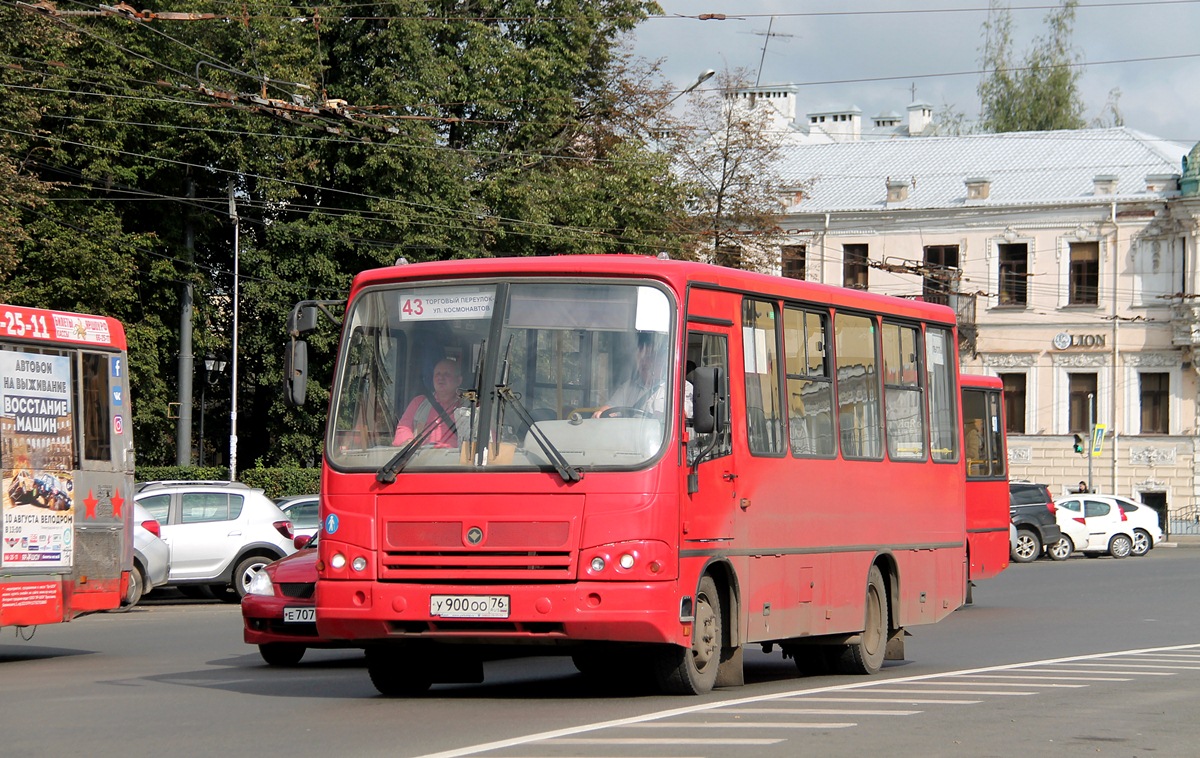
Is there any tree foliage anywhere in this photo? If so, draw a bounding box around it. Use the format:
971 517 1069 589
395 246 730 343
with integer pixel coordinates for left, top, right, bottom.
0 0 689 467
978 0 1086 132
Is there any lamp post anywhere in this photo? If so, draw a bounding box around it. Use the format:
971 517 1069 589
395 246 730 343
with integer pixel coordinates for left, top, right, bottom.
228 181 240 482
199 355 227 467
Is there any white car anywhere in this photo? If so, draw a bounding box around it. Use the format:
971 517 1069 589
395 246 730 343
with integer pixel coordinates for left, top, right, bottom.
119 502 171 609
1105 495 1164 556
1051 495 1138 559
135 481 297 601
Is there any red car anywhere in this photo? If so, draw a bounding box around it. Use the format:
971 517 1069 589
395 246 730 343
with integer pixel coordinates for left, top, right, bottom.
241 535 359 665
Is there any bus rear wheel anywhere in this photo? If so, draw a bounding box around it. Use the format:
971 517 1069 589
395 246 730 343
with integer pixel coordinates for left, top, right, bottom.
833 565 888 675
653 575 722 695
366 646 433 697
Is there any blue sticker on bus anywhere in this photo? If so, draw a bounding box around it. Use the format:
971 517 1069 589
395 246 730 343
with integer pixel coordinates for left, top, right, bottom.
112 386 123 406
324 513 339 534
111 356 123 378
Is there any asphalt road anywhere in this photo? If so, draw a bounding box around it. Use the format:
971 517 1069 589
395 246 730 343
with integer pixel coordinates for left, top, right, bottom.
3 547 1200 758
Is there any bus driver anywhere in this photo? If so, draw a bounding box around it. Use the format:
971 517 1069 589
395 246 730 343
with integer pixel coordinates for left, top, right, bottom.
393 358 463 447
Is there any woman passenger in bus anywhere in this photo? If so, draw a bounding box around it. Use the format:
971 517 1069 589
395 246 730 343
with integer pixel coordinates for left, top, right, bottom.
392 358 464 447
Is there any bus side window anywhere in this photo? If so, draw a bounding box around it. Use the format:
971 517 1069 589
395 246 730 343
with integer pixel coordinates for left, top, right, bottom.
784 306 835 457
81 352 112 462
743 299 784 455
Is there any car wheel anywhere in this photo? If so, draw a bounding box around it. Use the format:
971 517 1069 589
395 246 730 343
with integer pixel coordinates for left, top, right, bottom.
1011 529 1042 563
1131 529 1152 557
1109 534 1133 559
1047 536 1073 561
112 565 145 612
259 643 306 666
230 554 274 600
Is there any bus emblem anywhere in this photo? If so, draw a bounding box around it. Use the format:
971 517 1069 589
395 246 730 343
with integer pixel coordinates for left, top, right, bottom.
465 527 484 546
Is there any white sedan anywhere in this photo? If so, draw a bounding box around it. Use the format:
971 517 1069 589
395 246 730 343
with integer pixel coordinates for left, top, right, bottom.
1050 495 1140 559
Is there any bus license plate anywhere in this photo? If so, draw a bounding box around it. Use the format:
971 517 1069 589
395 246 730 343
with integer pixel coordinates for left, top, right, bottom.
430 594 510 619
283 606 316 623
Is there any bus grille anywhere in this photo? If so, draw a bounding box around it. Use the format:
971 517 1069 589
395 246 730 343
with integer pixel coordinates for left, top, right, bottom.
380 551 574 581
380 518 577 581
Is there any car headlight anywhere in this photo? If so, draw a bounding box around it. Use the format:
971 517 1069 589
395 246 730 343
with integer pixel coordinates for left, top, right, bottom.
246 569 274 596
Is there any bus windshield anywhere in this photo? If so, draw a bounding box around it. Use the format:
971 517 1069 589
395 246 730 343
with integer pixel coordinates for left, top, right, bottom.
328 279 675 473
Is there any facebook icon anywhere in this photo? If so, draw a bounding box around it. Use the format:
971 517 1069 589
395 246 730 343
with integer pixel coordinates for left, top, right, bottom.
111 356 123 378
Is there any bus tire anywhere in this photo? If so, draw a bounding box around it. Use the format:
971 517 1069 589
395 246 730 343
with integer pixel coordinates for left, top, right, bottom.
653 575 722 695
366 647 433 697
834 565 888 675
259 643 306 666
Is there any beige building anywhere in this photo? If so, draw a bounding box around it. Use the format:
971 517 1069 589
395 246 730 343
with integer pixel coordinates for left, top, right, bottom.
769 127 1200 535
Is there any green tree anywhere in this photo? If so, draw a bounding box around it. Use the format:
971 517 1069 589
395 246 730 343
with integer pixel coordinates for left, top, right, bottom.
978 0 1086 132
0 0 689 468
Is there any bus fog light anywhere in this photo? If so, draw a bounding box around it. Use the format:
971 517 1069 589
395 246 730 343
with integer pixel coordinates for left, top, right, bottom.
590 557 606 572
331 553 347 569
649 561 662 574
352 556 367 572
619 554 635 569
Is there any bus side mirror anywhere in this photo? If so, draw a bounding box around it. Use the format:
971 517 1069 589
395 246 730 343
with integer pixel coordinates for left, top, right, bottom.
288 304 320 335
285 338 308 408
691 365 723 435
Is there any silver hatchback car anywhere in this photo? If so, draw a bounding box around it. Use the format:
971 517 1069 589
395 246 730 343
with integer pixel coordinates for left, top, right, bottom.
134 481 296 601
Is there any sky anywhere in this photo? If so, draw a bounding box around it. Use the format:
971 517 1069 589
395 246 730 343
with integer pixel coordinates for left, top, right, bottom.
630 1 1200 147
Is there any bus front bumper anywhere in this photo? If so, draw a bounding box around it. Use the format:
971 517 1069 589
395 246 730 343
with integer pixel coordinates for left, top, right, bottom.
315 579 688 647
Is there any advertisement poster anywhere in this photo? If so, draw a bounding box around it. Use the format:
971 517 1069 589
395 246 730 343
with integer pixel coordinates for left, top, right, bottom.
1 350 75 568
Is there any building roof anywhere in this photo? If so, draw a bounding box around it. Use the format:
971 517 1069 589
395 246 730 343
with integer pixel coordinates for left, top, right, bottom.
777 127 1188 213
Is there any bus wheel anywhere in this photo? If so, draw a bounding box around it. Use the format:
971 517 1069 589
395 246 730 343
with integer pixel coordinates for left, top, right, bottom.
366 647 433 697
259 643 306 666
653 576 722 695
834 565 888 675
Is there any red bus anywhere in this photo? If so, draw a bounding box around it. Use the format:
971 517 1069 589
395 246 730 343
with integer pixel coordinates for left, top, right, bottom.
287 255 968 695
960 374 1010 597
0 304 135 627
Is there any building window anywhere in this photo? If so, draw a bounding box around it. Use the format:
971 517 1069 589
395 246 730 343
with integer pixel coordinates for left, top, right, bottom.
923 245 960 306
1068 373 1097 433
998 243 1028 306
1000 372 1026 434
843 244 868 290
781 245 806 280
1069 241 1099 305
1140 372 1169 434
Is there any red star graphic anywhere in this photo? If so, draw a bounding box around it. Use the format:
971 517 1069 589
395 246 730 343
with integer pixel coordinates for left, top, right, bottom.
83 490 98 519
111 490 124 519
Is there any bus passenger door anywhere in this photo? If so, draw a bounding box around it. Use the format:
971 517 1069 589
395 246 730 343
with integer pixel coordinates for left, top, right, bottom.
683 328 736 541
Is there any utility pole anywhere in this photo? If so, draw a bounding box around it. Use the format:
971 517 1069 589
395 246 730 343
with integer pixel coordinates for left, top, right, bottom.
175 177 195 465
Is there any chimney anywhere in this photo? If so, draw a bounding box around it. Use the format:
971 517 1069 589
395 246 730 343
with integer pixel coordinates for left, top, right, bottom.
1093 174 1119 195
907 101 933 135
965 177 991 203
1145 173 1179 193
886 179 909 204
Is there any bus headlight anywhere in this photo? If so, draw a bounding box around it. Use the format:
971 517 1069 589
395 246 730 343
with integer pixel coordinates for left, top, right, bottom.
330 553 347 569
352 556 367 572
580 541 674 580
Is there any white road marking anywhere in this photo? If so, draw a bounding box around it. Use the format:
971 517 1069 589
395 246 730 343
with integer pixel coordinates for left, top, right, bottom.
722 707 920 716
968 673 1131 682
628 721 856 729
541 737 784 745
781 696 981 704
410 642 1200 758
1027 667 1175 676
907 680 1087 688
857 687 1035 696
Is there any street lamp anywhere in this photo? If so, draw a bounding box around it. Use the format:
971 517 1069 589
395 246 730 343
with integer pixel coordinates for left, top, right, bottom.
199 355 227 467
666 69 715 108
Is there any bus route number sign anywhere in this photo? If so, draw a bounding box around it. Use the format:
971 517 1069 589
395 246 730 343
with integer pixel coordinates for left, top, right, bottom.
430 594 510 619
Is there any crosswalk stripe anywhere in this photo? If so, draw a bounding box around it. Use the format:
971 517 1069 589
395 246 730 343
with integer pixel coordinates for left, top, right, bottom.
1023 668 1174 676
781 696 981 704
541 738 785 745
909 680 1087 688
860 688 1035 696
628 721 856 729
968 673 1130 682
722 707 920 716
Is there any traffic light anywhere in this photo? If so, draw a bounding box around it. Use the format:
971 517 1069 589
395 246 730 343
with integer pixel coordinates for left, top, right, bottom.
1072 434 1084 454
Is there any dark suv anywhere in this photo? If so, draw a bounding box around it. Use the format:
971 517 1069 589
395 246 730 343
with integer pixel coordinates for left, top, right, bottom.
1009 482 1063 563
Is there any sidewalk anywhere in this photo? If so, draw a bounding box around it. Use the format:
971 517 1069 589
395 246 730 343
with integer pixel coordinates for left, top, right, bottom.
1161 535 1200 548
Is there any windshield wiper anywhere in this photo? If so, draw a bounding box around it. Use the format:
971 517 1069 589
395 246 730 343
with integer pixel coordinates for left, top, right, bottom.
376 418 442 484
494 339 581 483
